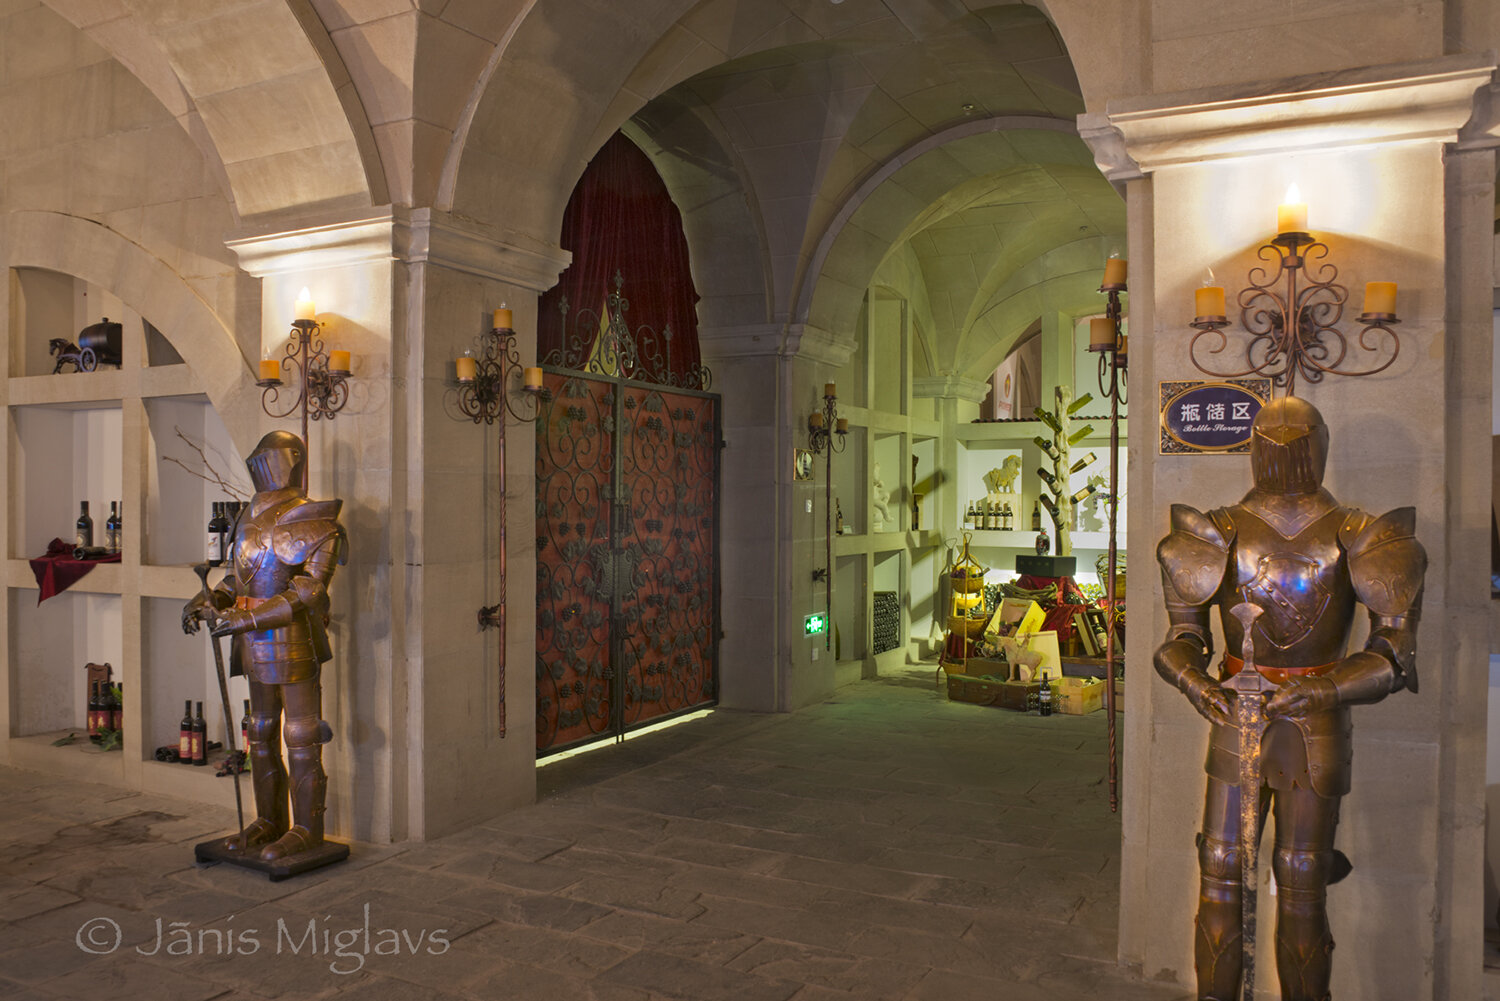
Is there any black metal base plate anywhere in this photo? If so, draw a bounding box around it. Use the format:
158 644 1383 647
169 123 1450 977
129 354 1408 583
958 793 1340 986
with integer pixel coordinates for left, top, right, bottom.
194 835 350 882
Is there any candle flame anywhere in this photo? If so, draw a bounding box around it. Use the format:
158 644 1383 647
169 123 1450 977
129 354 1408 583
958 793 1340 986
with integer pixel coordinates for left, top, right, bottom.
297 287 312 305
1283 183 1302 205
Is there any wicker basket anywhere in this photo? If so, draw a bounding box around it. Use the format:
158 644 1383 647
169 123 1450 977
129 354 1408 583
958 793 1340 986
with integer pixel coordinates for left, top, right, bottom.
950 565 985 594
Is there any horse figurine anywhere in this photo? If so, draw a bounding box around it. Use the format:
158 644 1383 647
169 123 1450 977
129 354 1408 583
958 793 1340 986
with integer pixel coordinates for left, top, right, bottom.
49 318 122 373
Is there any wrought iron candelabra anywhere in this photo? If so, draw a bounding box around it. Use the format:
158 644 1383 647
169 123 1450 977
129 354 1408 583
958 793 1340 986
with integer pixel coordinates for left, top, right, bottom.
258 313 351 487
1188 231 1400 395
808 386 848 650
450 314 547 738
1088 266 1127 815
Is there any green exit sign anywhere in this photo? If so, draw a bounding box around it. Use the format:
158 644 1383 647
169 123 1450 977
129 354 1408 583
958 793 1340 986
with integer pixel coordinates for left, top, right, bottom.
804 612 828 636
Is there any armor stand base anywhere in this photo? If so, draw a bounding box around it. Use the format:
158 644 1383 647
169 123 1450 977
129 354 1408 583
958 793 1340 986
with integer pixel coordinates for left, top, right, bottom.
193 835 350 882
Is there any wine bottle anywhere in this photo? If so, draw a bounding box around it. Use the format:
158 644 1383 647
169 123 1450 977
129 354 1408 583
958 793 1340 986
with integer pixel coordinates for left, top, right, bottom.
75 501 93 548
835 498 844 535
962 502 974 532
1036 468 1059 491
114 500 124 554
1039 676 1053 716
1070 451 1099 475
1071 483 1100 505
191 701 207 765
109 683 123 732
87 682 101 737
1002 503 1013 531
986 502 997 531
1031 500 1041 531
179 699 193 764
241 699 251 749
1033 435 1059 459
207 503 224 566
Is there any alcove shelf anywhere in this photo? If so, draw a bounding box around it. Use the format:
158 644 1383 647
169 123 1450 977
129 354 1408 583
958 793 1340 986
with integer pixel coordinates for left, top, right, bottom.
2 266 249 808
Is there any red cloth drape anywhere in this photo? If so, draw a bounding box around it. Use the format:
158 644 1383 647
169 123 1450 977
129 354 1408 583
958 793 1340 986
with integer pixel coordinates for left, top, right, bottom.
538 132 702 382
30 538 119 603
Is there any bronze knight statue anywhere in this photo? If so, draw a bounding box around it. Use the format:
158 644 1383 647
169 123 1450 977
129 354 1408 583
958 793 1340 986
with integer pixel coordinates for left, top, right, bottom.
183 431 346 864
1154 396 1425 1000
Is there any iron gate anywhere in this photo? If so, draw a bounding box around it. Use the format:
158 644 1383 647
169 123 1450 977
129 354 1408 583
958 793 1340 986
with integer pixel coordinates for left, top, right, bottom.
533 359 720 755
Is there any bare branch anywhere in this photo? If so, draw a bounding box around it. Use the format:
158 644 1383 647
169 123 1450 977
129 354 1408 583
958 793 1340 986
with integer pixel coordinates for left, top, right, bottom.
166 427 250 500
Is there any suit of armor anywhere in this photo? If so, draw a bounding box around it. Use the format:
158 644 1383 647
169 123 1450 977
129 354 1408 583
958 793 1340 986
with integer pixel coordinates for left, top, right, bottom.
183 431 345 862
1154 397 1425 1001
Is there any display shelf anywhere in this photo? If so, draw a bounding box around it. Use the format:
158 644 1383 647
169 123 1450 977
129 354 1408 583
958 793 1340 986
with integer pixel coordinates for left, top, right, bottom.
2 265 235 814
6 731 127 785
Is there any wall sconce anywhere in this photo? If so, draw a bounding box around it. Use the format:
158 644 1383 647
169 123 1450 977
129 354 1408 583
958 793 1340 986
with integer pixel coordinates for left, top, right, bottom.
1089 254 1127 815
445 304 548 740
1188 186 1401 394
258 287 352 476
452 304 546 425
808 382 848 650
807 383 848 455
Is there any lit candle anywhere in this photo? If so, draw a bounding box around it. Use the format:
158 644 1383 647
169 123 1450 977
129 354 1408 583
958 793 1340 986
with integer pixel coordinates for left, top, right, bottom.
1277 184 1307 234
1089 317 1116 350
493 304 513 330
836 418 849 434
809 412 825 429
1362 281 1397 315
295 287 316 322
259 358 281 382
824 382 837 398
329 350 351 373
455 355 477 383
523 366 544 391
1195 285 1226 318
1102 256 1127 287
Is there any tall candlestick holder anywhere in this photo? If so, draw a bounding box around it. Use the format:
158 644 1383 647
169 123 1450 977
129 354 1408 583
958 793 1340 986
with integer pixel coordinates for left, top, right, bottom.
1088 271 1127 815
1188 231 1400 396
257 315 351 487
808 387 848 650
448 316 547 739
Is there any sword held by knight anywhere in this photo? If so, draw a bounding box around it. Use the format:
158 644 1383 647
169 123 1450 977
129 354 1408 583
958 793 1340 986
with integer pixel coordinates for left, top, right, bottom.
1153 396 1427 1001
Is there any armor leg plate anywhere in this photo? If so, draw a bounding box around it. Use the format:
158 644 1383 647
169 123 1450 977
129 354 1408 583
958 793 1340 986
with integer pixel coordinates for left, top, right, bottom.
1195 777 1266 1000
1271 785 1340 1001
227 682 287 851
259 680 327 861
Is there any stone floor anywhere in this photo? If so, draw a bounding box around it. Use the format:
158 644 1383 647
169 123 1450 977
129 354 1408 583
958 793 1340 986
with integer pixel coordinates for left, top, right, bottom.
0 666 1193 1001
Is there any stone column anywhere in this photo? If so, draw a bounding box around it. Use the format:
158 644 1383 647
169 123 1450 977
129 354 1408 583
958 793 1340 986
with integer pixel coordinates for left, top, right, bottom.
1083 54 1497 998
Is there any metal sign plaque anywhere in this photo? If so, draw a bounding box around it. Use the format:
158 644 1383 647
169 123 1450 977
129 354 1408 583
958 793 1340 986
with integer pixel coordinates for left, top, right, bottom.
1158 379 1271 454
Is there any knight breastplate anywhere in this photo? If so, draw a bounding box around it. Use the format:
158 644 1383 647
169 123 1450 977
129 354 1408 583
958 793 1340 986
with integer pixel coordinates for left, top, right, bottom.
233 496 305 597
1211 503 1357 672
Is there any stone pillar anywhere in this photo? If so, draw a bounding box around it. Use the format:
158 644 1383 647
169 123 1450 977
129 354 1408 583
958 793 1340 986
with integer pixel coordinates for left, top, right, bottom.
1083 55 1496 998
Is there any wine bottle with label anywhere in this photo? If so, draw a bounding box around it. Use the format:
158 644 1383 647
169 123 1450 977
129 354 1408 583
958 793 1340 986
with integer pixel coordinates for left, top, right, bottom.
1070 451 1099 475
207 503 224 565
76 501 93 548
179 699 193 763
1002 503 1013 531
191 701 207 765
1071 483 1099 505
1031 500 1041 531
103 502 117 554
962 502 974 532
1036 467 1059 491
1039 677 1053 716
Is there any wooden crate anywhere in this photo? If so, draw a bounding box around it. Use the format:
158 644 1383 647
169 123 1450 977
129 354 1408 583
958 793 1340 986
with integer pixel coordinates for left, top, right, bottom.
1055 677 1105 715
946 674 1000 705
996 680 1040 711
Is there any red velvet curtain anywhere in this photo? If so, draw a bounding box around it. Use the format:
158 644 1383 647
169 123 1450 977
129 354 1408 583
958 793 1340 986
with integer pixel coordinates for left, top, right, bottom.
538 132 702 381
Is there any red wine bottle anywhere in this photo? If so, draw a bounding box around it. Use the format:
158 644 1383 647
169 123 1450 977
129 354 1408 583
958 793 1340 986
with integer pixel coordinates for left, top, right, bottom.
207 503 225 566
179 699 193 763
191 701 207 765
109 684 123 732
76 501 93 548
87 682 101 737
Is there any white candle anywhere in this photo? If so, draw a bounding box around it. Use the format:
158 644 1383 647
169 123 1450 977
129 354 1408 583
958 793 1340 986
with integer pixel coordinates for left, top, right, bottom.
1277 184 1307 234
295 287 316 321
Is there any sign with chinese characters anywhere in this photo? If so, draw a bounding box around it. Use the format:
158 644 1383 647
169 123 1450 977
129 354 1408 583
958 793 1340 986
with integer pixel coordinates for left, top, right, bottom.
1158 379 1271 454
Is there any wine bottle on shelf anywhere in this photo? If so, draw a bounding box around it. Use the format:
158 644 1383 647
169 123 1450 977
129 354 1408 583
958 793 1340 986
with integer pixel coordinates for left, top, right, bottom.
179 699 193 764
87 682 102 737
241 699 251 750
1002 503 1013 531
102 502 116 554
1071 483 1100 505
1031 500 1041 531
191 701 207 765
114 501 124 554
986 502 998 531
208 503 227 566
961 502 974 532
1036 468 1059 491
75 501 93 548
109 683 123 732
